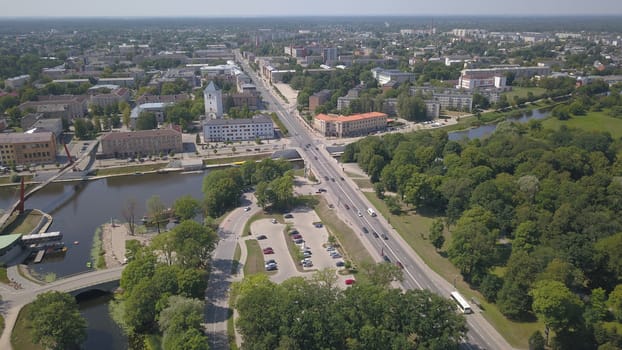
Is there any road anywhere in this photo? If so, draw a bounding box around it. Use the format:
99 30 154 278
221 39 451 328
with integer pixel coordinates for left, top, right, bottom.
235 50 514 350
204 193 258 350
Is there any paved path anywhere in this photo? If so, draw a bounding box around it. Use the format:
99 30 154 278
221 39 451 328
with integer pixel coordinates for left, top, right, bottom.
204 193 257 350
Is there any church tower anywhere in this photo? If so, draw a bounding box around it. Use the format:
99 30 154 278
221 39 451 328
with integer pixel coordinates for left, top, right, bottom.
203 81 223 119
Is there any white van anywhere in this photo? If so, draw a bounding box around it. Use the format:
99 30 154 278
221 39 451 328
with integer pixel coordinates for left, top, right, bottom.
367 208 377 217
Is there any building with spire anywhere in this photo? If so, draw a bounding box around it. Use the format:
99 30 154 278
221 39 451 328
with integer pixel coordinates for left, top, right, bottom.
203 81 223 119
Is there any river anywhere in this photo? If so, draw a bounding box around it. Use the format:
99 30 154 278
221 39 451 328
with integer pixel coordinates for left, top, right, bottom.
448 108 551 141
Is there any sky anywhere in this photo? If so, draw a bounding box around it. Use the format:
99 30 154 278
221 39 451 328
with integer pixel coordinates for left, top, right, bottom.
2 0 622 17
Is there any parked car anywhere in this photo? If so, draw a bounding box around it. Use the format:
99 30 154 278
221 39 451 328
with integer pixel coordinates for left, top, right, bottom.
335 261 345 267
294 239 304 245
265 259 276 265
302 260 313 267
326 246 335 252
291 234 302 240
289 229 299 235
345 278 356 285
244 207 251 212
265 263 277 271
271 218 277 224
257 234 267 240
263 247 274 254
303 251 312 258
284 213 293 218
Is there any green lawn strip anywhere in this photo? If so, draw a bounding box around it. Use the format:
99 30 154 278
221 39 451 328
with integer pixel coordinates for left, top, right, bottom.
364 192 539 348
0 314 4 334
283 228 305 273
11 304 45 350
92 163 167 177
1 209 43 235
227 283 240 350
90 226 106 269
269 113 289 136
344 171 364 178
242 211 282 237
542 110 622 138
314 196 373 268
352 178 373 190
0 175 33 185
0 266 8 284
243 240 265 276
231 243 241 275
203 153 270 166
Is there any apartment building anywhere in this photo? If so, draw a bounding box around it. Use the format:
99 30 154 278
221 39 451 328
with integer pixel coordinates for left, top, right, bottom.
100 129 182 158
202 115 274 142
410 87 474 112
0 132 57 166
309 90 332 113
371 67 416 86
90 88 130 108
458 66 551 90
19 95 88 120
314 112 387 138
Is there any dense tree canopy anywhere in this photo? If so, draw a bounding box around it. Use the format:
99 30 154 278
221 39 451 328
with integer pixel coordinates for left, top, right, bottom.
235 273 466 350
27 291 87 350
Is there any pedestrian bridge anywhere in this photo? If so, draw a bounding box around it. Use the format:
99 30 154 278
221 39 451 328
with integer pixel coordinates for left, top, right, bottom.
30 266 124 298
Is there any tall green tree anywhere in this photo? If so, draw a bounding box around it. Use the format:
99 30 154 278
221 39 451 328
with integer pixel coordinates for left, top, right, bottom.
27 291 87 350
172 195 201 221
530 280 583 344
147 195 167 233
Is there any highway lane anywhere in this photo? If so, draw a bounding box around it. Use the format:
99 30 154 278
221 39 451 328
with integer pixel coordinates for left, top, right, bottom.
235 50 512 350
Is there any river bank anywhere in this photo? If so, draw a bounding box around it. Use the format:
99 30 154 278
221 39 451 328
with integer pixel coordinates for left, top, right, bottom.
100 223 156 268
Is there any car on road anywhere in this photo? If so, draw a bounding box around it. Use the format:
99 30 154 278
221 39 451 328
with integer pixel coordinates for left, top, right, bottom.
265 263 277 271
395 261 404 269
324 176 329 181
265 259 276 265
362 227 369 234
372 231 379 238
331 177 335 182
328 204 334 208
383 255 391 263
314 156 318 160
357 211 363 217
381 233 389 240
257 234 267 240
284 213 293 218
344 204 350 210
345 278 356 285
263 247 274 254
244 207 251 211
271 218 277 224
335 261 345 267
340 177 345 181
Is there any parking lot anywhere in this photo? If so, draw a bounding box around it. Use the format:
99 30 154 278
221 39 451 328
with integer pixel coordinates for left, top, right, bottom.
251 207 353 286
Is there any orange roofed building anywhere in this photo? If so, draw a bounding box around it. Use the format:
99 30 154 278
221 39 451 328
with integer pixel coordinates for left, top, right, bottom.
313 112 387 138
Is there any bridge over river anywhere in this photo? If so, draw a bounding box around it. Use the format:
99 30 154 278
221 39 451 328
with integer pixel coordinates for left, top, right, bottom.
0 265 124 350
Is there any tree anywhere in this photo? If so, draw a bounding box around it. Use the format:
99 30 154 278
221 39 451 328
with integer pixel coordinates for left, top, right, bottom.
358 261 403 287
122 197 138 235
172 195 200 221
124 278 160 333
147 195 167 233
428 218 445 251
159 295 207 350
73 118 93 140
529 330 546 350
28 291 87 350
608 284 622 322
136 111 157 130
169 220 218 269
530 280 583 345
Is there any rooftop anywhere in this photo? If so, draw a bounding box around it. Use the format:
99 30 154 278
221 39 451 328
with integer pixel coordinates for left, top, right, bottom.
0 234 22 250
100 129 181 141
315 112 387 123
204 115 273 126
0 132 54 143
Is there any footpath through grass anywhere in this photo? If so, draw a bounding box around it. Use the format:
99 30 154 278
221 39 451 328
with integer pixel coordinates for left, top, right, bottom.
243 240 265 276
11 304 44 350
364 192 541 348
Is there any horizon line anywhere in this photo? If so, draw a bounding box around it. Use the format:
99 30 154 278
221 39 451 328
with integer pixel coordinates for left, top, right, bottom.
1 14 622 19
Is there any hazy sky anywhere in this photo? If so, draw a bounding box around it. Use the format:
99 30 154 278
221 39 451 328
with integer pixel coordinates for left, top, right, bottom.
3 0 622 17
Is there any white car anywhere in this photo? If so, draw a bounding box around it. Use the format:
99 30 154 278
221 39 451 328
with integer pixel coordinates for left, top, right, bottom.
244 207 251 212
271 218 277 224
357 211 363 217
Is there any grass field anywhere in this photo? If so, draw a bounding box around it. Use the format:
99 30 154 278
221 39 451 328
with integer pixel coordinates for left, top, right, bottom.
203 153 270 166
352 178 373 190
0 267 8 284
11 304 44 350
92 163 167 176
231 243 241 275
243 239 265 276
542 110 622 138
0 175 33 185
314 196 373 268
364 192 541 348
503 87 546 100
1 209 42 235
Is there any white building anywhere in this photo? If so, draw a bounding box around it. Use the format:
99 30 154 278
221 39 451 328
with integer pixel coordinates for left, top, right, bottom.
203 81 223 119
203 115 274 142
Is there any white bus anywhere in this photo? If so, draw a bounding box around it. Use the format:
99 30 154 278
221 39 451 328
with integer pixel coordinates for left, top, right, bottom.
450 291 473 314
367 208 377 217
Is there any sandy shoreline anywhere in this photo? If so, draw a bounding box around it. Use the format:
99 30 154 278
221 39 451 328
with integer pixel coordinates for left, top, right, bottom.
101 222 155 268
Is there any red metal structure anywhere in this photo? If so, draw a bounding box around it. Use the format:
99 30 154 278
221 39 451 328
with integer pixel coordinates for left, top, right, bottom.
63 142 74 165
